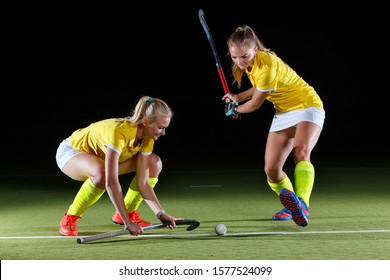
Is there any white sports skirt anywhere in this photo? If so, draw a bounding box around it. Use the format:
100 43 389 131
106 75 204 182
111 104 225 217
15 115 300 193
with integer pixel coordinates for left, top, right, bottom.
270 107 325 132
55 137 80 171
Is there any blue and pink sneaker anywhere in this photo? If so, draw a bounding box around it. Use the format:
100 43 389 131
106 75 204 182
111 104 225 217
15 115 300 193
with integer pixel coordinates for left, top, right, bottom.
272 199 310 221
278 189 309 227
272 208 292 220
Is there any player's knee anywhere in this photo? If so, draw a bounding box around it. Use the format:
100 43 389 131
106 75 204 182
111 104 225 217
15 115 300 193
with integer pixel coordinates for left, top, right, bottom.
149 153 162 176
90 166 106 188
293 145 310 162
264 165 278 180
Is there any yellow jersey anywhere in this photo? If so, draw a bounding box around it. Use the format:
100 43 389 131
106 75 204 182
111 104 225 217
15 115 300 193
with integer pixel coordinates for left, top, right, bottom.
246 51 323 112
70 118 154 162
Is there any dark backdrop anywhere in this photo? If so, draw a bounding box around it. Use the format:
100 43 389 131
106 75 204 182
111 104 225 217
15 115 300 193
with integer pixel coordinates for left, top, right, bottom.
2 2 388 175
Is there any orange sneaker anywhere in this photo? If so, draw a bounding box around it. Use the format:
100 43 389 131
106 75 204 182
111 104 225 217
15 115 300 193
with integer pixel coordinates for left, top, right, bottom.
112 210 152 227
59 210 81 236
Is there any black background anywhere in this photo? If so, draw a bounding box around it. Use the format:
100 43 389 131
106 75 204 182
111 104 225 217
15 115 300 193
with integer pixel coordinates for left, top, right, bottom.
2 1 388 175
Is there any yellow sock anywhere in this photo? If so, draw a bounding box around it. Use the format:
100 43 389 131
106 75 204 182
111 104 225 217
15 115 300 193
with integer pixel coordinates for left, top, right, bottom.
68 177 105 216
294 161 314 207
123 176 158 211
268 176 293 195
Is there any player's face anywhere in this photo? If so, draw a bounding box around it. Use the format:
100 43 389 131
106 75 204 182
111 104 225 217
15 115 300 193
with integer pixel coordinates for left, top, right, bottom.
144 117 170 140
229 44 257 70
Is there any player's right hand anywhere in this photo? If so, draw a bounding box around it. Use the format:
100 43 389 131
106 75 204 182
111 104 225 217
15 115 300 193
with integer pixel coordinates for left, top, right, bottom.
125 222 144 236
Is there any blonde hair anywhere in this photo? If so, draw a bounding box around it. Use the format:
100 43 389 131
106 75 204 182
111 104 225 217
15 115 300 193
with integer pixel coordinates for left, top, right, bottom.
227 25 275 88
126 96 173 124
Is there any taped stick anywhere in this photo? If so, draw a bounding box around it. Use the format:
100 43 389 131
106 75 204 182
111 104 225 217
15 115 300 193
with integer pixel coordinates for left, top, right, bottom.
76 219 200 244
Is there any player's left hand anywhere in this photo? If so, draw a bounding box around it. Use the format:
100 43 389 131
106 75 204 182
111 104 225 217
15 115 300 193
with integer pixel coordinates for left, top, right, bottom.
159 212 184 229
222 93 236 103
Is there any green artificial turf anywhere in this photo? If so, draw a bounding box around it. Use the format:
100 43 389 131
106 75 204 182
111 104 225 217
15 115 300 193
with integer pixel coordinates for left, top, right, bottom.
1 167 390 260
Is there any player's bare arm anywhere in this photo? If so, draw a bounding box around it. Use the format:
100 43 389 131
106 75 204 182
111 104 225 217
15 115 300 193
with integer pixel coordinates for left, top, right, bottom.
237 90 269 113
222 87 255 103
105 148 143 235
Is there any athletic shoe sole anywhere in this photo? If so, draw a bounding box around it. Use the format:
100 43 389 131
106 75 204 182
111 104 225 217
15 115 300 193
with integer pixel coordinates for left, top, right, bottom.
279 189 308 227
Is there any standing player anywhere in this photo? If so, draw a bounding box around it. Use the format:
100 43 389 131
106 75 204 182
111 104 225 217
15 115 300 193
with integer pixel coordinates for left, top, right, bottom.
223 25 325 227
56 96 181 236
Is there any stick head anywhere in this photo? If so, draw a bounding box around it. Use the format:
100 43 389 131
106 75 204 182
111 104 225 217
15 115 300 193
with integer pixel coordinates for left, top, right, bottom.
176 219 200 231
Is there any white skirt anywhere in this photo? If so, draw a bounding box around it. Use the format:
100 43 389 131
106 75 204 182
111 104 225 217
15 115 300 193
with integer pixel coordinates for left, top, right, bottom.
270 107 325 132
55 137 80 171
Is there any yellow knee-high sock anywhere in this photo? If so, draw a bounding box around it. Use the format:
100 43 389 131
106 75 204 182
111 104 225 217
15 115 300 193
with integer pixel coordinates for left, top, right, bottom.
68 177 105 217
294 161 315 207
123 176 158 212
268 176 294 196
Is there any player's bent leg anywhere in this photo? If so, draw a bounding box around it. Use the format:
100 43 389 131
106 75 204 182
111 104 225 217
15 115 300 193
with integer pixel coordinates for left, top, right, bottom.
59 178 104 236
294 161 315 207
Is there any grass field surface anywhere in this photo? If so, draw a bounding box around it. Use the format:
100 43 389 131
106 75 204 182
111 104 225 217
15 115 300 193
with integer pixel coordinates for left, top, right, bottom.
1 167 389 261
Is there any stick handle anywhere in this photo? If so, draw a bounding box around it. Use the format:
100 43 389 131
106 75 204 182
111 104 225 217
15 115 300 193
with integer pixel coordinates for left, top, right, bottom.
76 223 167 244
198 9 231 96
77 229 128 244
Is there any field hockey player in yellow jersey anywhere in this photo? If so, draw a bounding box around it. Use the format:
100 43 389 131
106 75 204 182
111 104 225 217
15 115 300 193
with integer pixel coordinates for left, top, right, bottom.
56 96 182 236
223 25 325 227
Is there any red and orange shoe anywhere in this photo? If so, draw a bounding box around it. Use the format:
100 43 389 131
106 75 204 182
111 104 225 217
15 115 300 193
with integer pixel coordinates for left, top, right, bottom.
112 210 152 227
59 210 81 236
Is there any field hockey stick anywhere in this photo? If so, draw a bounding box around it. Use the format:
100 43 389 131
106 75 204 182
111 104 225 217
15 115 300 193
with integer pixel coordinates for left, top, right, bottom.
198 9 239 120
198 9 231 100
76 219 200 244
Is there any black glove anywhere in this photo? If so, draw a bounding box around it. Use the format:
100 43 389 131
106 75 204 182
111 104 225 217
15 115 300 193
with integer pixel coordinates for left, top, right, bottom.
225 102 239 118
